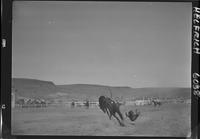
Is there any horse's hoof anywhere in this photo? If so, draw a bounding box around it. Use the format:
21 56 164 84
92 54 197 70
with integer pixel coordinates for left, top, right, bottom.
130 123 135 125
120 123 125 127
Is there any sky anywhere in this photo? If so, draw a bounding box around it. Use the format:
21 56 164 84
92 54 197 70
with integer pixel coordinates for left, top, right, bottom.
12 1 192 87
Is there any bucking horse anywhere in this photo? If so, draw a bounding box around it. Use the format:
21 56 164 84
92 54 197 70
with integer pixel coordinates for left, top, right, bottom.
99 95 125 126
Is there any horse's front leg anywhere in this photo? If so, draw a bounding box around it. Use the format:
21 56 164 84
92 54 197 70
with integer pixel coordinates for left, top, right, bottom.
105 108 112 119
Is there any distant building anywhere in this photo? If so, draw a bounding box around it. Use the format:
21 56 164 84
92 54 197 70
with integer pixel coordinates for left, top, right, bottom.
125 99 151 106
134 100 150 106
125 101 136 106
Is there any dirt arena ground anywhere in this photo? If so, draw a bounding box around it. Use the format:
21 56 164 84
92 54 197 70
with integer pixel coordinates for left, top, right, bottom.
12 103 191 136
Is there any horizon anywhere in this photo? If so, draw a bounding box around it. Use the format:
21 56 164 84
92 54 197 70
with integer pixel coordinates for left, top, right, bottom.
12 2 191 88
12 77 191 89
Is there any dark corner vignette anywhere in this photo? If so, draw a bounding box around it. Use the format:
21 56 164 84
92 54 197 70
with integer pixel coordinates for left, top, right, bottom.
192 1 200 139
1 0 200 139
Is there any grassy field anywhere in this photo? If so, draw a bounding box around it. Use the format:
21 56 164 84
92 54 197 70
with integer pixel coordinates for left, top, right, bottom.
12 103 191 136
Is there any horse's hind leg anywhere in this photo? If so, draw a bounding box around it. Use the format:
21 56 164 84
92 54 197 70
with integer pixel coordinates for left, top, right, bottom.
117 110 124 121
113 114 125 127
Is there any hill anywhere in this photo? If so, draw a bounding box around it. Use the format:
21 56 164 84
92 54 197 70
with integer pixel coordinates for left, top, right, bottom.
12 78 191 100
12 78 57 99
57 84 191 100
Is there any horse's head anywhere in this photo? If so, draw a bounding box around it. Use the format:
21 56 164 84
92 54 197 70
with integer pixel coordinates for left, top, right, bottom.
99 96 106 101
